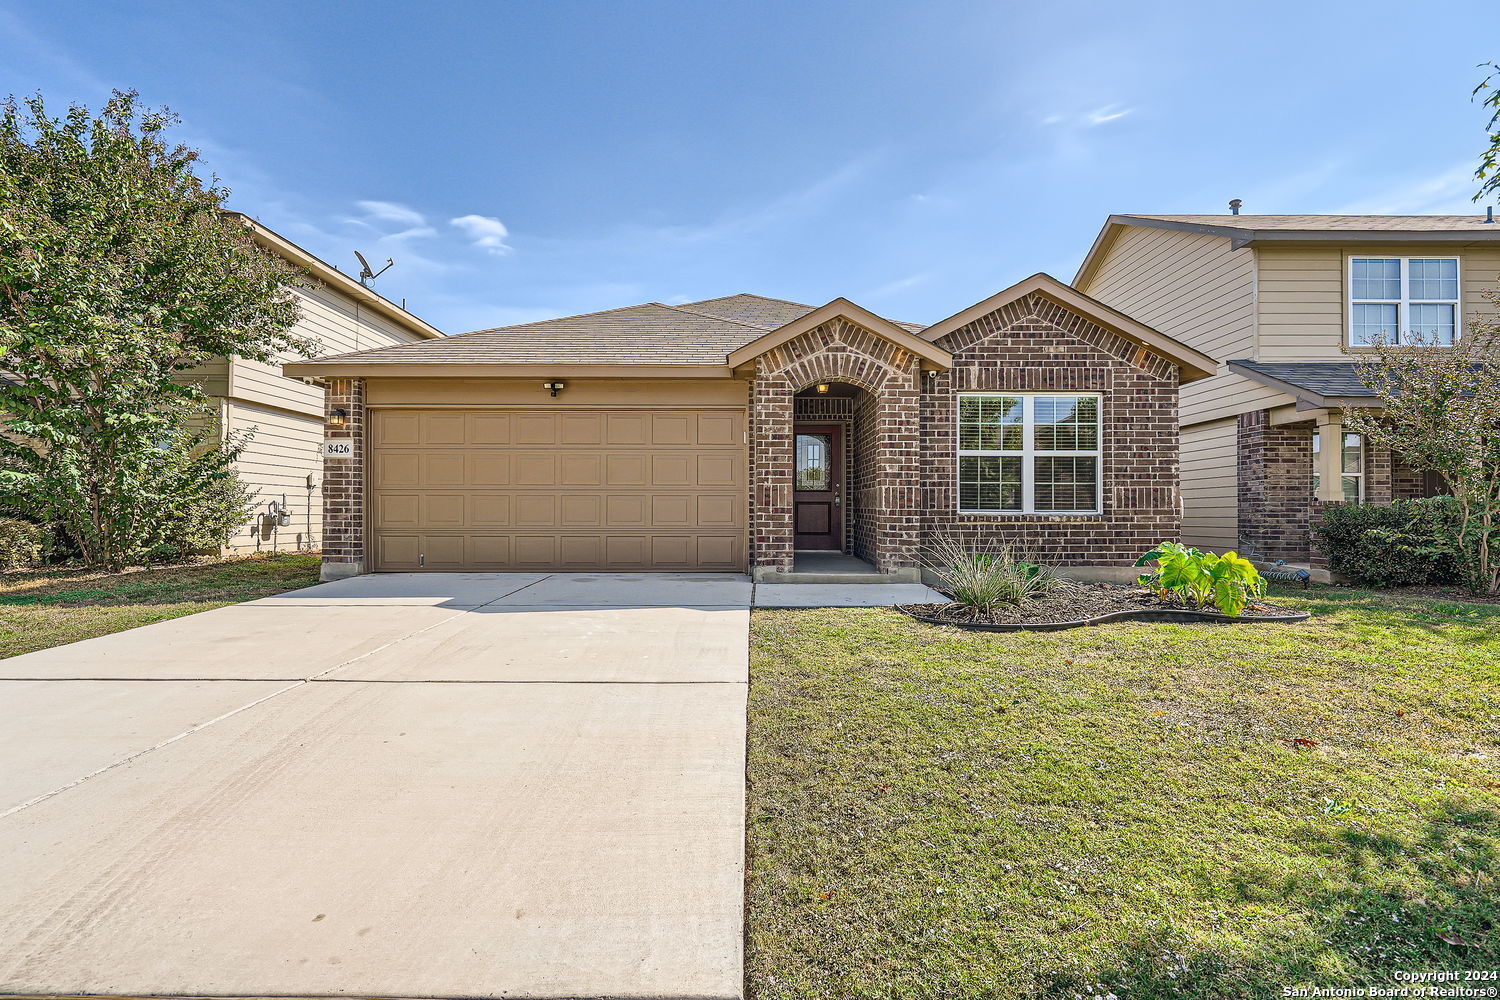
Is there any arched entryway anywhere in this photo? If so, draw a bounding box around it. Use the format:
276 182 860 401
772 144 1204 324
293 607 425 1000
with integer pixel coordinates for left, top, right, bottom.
791 380 880 570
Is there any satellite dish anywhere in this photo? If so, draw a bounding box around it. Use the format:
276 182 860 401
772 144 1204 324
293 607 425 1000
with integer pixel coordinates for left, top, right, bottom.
354 250 394 286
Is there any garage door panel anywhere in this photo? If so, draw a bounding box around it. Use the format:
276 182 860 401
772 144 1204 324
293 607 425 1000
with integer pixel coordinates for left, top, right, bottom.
559 413 603 445
512 495 557 527
375 411 421 446
423 494 466 527
513 414 557 445
469 412 512 444
605 495 648 526
372 408 745 571
376 494 421 528
561 494 603 527
423 412 467 445
470 495 512 526
559 454 603 485
378 534 421 570
606 413 649 445
470 453 510 486
697 413 739 446
512 454 556 486
376 452 421 487
652 455 692 486
424 454 466 487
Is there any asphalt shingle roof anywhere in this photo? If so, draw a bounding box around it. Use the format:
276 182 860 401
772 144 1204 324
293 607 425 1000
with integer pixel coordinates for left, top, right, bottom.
1228 360 1376 398
305 293 927 366
1122 214 1500 233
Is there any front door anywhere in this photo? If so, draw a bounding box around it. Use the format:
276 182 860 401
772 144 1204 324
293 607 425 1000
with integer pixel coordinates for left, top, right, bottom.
793 424 843 550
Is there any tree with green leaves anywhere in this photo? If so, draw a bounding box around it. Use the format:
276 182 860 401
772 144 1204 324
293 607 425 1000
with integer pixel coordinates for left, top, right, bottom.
1343 305 1500 595
1477 61 1500 203
0 90 310 568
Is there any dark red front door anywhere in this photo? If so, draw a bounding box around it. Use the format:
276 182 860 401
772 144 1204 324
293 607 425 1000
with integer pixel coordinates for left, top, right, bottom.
793 424 843 550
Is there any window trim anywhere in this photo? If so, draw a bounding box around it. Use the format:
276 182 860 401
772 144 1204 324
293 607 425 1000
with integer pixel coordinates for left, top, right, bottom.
1347 255 1462 348
1312 429 1365 503
956 391 1103 516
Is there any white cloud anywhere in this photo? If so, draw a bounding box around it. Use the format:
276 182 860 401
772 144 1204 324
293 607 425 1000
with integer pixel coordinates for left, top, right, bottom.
451 214 513 254
1040 104 1135 129
356 200 428 227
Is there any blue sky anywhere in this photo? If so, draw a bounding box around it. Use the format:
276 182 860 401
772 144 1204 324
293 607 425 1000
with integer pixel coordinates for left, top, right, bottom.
2 1 1494 333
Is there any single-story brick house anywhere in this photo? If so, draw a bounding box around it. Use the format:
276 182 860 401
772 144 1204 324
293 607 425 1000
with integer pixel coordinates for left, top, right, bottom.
284 273 1215 581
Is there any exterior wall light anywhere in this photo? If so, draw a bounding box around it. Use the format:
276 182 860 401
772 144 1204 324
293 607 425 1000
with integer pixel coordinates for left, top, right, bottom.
329 407 349 427
543 381 566 397
815 383 830 394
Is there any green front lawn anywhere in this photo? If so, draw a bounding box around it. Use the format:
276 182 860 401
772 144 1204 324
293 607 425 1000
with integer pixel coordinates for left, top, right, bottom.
0 553 322 658
747 587 1500 999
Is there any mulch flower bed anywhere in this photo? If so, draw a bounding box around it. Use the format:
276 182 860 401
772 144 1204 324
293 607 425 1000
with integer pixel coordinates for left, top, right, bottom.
899 581 1307 631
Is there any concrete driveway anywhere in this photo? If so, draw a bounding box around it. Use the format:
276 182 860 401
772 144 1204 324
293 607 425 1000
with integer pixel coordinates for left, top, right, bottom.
0 572 751 1000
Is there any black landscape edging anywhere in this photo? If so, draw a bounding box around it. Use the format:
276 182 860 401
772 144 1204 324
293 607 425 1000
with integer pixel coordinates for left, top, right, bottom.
895 604 1312 632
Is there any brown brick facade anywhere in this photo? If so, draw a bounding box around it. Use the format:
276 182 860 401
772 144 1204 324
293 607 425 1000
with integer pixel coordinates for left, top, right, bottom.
919 293 1181 566
321 377 366 580
319 297 1191 579
1237 410 1436 564
749 317 923 575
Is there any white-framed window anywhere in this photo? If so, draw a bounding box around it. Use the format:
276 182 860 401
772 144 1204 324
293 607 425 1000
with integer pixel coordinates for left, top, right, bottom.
1312 430 1364 502
1349 256 1460 346
957 393 1102 514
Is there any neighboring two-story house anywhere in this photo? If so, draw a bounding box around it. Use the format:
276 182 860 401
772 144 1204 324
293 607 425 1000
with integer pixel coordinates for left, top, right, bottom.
188 216 442 552
1075 214 1500 569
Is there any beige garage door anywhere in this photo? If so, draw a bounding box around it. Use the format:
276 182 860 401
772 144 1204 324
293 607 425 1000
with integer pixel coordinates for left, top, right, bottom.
370 408 746 572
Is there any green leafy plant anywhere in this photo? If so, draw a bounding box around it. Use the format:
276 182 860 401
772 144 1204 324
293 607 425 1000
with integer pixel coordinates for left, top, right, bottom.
1315 496 1464 587
0 91 309 569
1135 542 1267 617
924 536 1060 612
0 516 43 570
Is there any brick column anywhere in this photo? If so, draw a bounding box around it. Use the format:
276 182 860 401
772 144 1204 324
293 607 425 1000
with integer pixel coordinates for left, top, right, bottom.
1237 410 1315 562
321 377 366 581
872 358 922 572
751 360 794 574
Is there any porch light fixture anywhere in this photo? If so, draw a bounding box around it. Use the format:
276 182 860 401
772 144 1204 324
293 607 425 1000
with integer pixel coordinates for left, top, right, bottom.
815 383 830 394
543 380 566 397
329 408 349 427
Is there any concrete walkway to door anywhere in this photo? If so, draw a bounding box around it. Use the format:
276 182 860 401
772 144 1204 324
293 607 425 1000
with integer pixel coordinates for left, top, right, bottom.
0 572 750 1000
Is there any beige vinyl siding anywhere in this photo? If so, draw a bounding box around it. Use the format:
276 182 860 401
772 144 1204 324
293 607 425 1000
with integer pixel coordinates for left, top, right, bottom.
224 402 324 552
175 356 230 398
230 283 430 416
1079 226 1258 425
1180 418 1239 552
1257 244 1500 360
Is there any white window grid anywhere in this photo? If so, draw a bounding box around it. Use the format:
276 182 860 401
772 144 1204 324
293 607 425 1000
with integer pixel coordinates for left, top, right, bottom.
1348 256 1461 347
956 392 1103 515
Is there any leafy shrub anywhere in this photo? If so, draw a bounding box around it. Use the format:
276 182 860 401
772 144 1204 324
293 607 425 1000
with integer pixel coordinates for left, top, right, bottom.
0 517 43 570
1314 496 1463 587
924 536 1060 611
1135 542 1266 616
146 471 257 563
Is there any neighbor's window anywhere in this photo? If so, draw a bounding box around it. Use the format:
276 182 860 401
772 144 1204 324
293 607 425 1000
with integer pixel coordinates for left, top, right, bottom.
957 393 1101 514
1312 430 1364 502
1349 257 1460 346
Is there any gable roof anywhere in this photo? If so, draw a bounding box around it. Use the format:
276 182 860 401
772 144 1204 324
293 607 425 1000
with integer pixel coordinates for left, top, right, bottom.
918 272 1217 382
284 293 889 376
725 298 953 371
1076 213 1500 287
